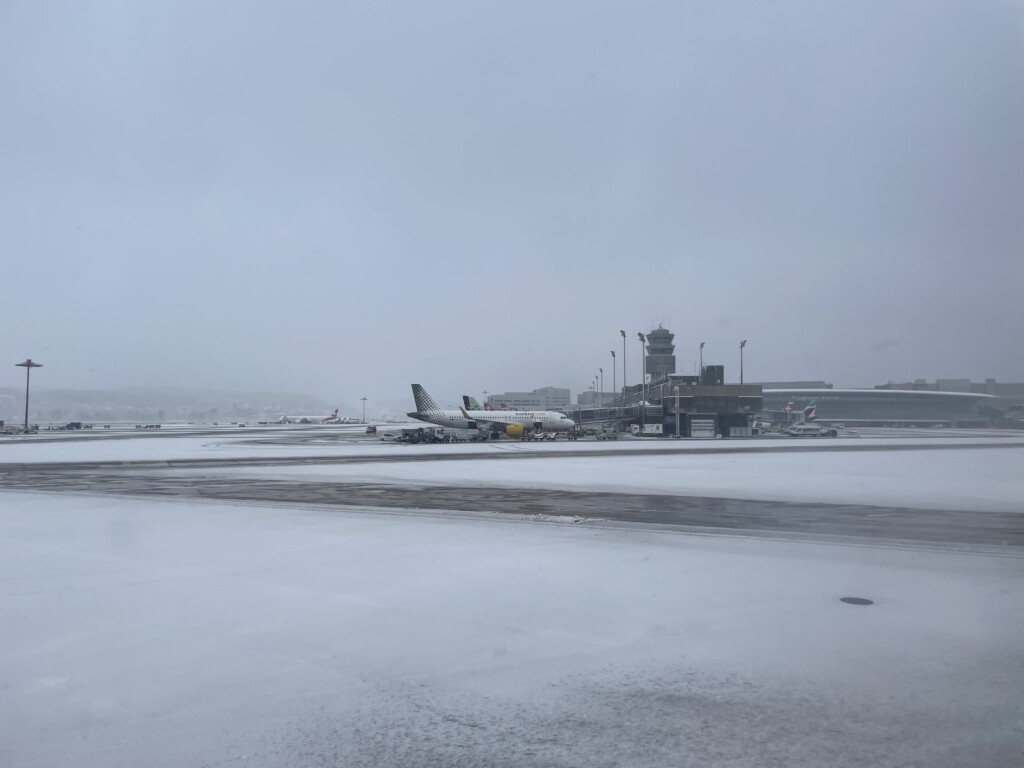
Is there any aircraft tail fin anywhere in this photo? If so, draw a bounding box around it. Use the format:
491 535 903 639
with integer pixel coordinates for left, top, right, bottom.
411 384 443 416
463 396 483 410
803 400 817 422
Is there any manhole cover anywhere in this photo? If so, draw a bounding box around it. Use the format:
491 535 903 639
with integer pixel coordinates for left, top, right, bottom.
840 597 874 605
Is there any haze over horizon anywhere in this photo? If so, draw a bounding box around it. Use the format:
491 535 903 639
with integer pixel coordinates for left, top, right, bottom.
3 1 1021 412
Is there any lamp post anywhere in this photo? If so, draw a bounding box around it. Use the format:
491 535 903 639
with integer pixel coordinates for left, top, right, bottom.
610 351 616 406
699 342 705 384
619 330 627 400
599 368 603 407
673 385 680 438
15 359 42 433
360 396 368 423
739 340 747 385
637 333 647 406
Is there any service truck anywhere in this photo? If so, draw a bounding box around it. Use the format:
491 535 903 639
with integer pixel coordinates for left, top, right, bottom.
630 423 664 437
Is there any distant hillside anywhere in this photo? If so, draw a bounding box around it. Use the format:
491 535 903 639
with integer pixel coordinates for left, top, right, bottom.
0 386 334 424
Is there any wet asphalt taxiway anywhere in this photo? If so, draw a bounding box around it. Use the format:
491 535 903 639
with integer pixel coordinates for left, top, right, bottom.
2 457 1022 551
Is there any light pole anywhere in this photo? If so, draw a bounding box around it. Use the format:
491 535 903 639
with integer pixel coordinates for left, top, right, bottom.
673 385 680 438
15 359 42 433
637 333 647 406
599 368 603 406
699 342 705 384
619 330 627 400
360 396 368 423
739 340 747 385
610 351 616 406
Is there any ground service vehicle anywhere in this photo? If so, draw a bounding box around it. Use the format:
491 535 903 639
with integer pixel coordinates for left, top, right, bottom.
784 424 838 438
631 423 664 437
395 427 451 444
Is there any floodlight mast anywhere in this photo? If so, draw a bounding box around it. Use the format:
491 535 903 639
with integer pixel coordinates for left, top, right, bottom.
638 333 647 406
610 351 616 404
15 358 43 433
619 330 627 400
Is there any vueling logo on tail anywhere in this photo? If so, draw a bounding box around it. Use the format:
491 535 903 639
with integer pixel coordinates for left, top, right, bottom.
411 384 442 415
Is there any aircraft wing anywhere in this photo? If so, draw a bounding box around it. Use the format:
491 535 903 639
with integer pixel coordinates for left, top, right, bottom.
459 406 503 430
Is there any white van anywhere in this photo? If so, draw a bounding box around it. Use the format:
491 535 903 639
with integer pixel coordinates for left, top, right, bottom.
784 424 837 438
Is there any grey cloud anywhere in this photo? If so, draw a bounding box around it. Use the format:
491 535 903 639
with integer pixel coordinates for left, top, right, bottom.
1 0 1021 413
871 339 904 352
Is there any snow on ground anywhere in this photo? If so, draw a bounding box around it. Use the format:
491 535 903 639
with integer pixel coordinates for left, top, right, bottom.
1 427 1022 465
1 492 1022 767
203 445 1024 513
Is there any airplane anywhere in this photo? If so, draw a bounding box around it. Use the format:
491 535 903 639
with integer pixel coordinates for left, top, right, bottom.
756 400 816 431
410 384 575 439
457 404 577 438
795 400 817 424
276 407 345 425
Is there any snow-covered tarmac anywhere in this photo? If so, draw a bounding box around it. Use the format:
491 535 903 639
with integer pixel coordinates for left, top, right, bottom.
207 443 1023 514
1 424 1022 465
2 432 1023 766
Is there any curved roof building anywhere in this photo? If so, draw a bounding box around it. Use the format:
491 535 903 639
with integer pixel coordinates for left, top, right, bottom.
762 388 1003 427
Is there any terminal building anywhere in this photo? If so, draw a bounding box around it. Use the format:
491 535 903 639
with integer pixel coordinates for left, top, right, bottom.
568 326 763 437
875 378 1024 404
524 330 1021 434
761 388 1002 427
569 329 1021 433
761 377 1024 428
485 386 571 411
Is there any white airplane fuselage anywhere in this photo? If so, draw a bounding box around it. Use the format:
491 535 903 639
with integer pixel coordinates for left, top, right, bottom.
407 384 574 434
463 408 576 432
408 408 573 432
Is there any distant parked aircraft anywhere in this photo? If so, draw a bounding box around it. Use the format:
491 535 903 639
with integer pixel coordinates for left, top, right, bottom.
275 407 344 425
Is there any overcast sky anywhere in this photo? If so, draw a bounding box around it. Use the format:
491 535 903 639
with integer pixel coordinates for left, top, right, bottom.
2 1 1021 414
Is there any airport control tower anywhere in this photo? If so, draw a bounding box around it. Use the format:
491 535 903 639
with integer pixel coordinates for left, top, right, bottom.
645 326 676 380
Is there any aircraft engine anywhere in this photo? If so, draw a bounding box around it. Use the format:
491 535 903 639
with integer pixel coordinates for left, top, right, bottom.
505 423 524 438
466 421 477 430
